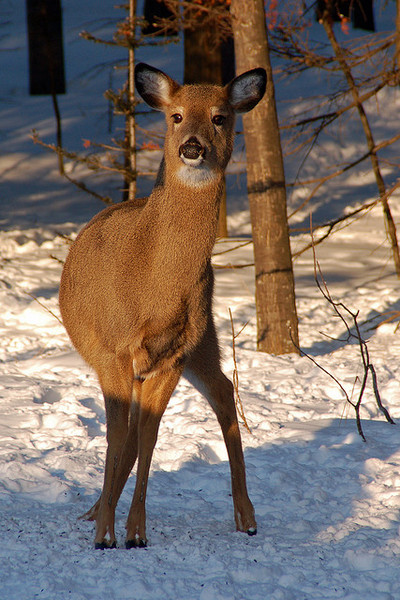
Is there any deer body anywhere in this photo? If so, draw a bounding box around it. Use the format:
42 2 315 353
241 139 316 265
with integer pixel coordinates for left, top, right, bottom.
59 63 266 548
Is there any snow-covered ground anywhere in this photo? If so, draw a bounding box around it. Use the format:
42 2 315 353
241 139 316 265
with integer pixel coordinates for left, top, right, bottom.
1 2 400 599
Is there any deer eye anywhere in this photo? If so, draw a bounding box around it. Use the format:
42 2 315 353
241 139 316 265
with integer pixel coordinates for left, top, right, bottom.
212 115 226 126
171 113 183 124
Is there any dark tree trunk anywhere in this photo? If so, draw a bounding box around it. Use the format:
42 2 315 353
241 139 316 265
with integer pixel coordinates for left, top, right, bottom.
142 0 178 36
26 0 66 96
230 0 299 354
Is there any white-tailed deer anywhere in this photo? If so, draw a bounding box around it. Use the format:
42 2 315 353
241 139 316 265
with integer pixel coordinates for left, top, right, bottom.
59 62 266 549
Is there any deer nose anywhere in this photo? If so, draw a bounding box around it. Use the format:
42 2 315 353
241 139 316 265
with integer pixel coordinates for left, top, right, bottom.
179 137 205 160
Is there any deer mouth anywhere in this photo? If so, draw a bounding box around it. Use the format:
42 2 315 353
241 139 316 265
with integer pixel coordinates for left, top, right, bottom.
179 137 206 166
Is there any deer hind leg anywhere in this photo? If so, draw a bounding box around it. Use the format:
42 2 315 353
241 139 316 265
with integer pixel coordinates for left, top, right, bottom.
125 367 182 548
184 319 257 536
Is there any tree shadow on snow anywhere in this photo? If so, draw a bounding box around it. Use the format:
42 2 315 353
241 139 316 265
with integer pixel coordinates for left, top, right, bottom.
298 292 400 358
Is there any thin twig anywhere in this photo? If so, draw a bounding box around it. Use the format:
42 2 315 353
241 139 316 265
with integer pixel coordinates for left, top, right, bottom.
24 292 64 326
212 240 252 257
229 308 251 434
292 218 395 441
213 262 254 270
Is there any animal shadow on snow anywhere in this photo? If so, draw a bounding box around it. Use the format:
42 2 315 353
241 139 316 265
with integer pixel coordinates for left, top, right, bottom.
1 405 398 552
71 411 399 550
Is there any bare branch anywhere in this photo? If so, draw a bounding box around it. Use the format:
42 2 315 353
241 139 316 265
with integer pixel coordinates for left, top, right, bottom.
229 308 251 434
291 220 395 441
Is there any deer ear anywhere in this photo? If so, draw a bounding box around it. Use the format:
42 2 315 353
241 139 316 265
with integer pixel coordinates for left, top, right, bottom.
227 68 267 113
135 63 180 110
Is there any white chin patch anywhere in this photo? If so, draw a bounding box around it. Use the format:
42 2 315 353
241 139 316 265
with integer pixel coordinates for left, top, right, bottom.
177 158 217 187
181 155 204 167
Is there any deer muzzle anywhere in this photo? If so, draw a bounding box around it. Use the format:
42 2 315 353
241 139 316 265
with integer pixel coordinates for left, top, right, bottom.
179 137 205 162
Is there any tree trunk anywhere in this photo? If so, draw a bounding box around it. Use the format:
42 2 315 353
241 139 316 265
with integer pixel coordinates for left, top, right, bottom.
230 0 299 354
126 0 137 202
183 4 235 238
396 0 400 79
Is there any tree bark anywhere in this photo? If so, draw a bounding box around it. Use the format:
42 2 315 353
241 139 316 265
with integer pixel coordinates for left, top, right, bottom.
396 0 400 79
230 0 299 354
127 0 137 202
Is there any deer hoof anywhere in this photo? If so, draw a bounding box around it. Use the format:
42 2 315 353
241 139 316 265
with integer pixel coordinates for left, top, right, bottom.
94 540 117 550
247 527 257 536
125 537 147 549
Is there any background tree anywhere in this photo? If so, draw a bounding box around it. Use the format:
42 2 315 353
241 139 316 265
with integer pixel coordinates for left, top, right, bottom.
36 3 178 204
148 0 235 236
320 1 400 277
397 0 400 74
268 1 400 274
230 0 300 354
182 0 234 237
27 0 66 175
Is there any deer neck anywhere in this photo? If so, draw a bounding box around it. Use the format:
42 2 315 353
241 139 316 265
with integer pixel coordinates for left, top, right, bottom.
150 157 224 265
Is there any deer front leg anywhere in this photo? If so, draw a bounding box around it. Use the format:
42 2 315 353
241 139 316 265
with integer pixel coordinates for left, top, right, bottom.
81 381 142 527
93 395 130 549
125 368 182 548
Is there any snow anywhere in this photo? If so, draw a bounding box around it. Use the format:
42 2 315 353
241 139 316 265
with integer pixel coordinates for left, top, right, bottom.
1 1 400 599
